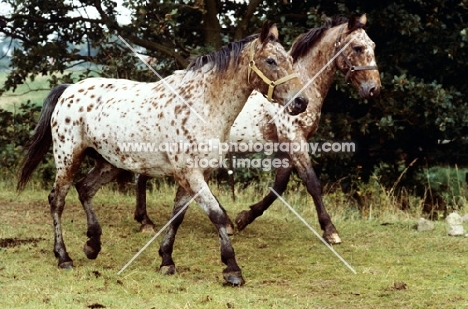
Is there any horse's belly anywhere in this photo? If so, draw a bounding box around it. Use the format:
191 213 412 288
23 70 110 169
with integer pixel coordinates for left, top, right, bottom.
95 143 172 176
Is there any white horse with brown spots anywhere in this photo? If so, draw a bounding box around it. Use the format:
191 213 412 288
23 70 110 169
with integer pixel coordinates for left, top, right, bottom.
133 14 381 244
17 23 308 286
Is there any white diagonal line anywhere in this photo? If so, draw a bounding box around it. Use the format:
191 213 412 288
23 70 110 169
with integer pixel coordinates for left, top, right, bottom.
117 187 206 275
269 187 357 274
269 38 355 124
117 35 207 124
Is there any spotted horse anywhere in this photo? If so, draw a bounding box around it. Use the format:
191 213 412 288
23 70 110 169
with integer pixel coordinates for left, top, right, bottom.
132 14 381 244
17 22 308 286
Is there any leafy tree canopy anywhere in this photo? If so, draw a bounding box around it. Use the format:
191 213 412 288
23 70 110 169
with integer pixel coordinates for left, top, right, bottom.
1 0 468 192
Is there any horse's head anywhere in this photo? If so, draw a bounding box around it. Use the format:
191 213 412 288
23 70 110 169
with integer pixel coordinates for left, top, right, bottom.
247 22 308 116
334 14 381 98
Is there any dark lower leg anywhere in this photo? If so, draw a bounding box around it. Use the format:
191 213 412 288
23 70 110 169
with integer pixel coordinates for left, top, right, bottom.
159 185 190 274
209 208 244 286
296 166 341 244
134 174 156 232
196 176 243 285
49 187 73 268
236 153 292 230
75 158 122 259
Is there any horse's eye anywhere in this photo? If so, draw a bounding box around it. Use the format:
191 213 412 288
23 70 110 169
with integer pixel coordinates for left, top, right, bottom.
353 46 363 53
266 58 277 66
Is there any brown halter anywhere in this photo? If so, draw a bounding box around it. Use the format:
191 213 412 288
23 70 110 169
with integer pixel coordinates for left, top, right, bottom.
334 25 378 83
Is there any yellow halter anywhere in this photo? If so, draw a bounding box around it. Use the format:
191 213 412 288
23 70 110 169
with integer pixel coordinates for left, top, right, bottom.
247 39 299 102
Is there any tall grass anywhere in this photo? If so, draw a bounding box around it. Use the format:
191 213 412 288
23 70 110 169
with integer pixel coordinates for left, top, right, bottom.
5 162 468 223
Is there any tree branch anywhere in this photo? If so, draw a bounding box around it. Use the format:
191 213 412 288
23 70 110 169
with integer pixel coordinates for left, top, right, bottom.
124 35 189 68
234 0 263 40
92 0 188 68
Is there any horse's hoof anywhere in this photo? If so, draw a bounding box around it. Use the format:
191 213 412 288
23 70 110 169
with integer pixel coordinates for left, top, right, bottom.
83 241 101 260
58 261 73 269
235 210 252 231
223 271 245 286
324 233 342 245
139 223 156 233
160 265 177 275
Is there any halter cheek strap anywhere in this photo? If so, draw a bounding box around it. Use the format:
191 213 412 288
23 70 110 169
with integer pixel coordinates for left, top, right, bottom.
247 39 299 102
335 25 378 83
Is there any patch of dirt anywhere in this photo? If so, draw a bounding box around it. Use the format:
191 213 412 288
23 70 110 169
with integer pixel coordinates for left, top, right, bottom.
0 237 46 248
392 281 408 291
87 304 106 309
91 270 101 278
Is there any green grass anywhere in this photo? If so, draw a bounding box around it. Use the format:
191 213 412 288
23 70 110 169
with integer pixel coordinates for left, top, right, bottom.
0 71 51 111
1 179 468 308
0 70 98 111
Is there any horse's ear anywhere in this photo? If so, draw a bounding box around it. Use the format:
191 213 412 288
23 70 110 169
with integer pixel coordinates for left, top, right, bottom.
348 13 367 30
259 21 279 44
359 14 367 25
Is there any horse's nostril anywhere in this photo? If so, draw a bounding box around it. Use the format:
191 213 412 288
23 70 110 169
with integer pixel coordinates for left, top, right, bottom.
369 85 380 97
295 96 308 109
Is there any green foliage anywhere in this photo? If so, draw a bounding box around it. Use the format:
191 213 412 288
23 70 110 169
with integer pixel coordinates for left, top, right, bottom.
0 101 38 171
1 0 468 208
0 101 56 183
423 166 468 211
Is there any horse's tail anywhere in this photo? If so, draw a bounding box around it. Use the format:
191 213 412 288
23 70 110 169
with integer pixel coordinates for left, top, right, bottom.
17 84 70 191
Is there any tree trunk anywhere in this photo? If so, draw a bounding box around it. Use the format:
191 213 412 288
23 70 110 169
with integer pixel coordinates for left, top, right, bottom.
202 0 222 50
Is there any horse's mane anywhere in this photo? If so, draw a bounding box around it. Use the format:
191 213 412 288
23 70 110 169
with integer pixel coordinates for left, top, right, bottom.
187 34 258 73
289 15 364 62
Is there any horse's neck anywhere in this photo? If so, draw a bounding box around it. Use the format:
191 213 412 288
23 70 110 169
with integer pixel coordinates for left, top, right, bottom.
189 61 253 133
293 28 340 115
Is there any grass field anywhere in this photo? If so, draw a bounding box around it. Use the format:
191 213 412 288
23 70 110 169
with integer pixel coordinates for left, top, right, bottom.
1 179 468 309
0 70 97 111
0 72 51 111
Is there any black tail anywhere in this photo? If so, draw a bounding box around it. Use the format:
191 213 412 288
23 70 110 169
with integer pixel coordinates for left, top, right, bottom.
17 84 70 191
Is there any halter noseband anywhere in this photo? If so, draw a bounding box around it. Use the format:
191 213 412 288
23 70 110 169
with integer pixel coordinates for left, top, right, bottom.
247 39 299 102
334 25 378 83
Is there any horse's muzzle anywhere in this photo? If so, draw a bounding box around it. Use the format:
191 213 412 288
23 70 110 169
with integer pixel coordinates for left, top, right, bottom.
360 82 381 99
286 95 309 116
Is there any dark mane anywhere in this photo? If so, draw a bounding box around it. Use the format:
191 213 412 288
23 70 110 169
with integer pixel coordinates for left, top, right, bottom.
289 15 364 62
187 34 258 72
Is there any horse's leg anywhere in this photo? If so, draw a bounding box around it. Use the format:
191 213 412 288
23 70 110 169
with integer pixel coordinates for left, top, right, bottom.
236 151 292 231
160 175 244 286
75 156 122 259
235 151 341 244
49 152 85 269
215 196 235 235
192 173 244 286
290 152 341 244
135 174 233 235
158 185 191 276
134 174 156 233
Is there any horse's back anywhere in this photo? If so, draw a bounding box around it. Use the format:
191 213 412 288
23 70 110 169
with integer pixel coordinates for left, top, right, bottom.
50 77 177 175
